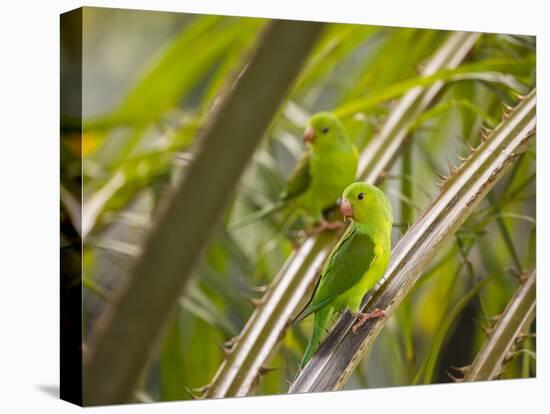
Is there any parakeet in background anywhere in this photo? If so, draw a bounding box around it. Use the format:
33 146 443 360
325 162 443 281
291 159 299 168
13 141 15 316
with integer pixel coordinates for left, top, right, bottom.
294 182 393 369
230 112 358 232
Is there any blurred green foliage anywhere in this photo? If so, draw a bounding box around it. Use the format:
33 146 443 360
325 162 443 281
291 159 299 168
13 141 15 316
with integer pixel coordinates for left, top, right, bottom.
61 8 535 402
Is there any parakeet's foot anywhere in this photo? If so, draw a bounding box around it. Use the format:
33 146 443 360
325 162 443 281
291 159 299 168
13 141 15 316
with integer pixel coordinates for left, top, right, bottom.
309 218 346 235
352 308 386 334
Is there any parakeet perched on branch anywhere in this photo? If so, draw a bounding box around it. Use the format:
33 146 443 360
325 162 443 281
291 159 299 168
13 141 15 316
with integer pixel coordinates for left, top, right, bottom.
294 182 393 369
230 112 358 232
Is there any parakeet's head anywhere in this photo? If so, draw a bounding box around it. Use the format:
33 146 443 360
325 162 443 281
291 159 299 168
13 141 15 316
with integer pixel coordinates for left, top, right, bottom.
304 112 347 146
340 182 393 226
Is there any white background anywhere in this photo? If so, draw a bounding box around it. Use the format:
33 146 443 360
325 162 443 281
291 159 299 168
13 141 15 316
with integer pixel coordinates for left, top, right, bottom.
0 0 547 413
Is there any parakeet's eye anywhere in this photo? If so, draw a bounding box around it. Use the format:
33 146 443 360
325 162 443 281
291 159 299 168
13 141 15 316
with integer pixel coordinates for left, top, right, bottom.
357 193 365 200
322 127 330 134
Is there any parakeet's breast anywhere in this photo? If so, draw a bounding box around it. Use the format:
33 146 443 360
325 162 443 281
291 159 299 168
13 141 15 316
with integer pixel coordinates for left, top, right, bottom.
307 145 358 213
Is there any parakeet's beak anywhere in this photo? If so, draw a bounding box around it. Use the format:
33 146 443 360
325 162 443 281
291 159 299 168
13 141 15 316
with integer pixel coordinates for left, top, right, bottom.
340 198 354 221
304 126 315 143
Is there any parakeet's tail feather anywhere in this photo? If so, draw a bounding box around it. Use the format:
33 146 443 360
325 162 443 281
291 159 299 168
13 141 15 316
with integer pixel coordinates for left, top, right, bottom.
228 200 285 230
298 307 333 370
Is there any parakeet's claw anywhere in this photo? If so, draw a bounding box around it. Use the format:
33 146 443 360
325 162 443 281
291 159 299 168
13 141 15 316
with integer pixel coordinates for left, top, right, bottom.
352 308 386 334
309 218 346 235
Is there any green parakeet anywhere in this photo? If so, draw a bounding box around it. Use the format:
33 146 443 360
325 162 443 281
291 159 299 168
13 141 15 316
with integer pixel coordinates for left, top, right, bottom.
295 181 393 369
230 112 358 231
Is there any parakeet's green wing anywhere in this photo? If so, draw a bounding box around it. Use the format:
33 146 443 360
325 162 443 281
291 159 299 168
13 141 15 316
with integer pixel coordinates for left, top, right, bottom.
280 152 311 202
295 228 376 321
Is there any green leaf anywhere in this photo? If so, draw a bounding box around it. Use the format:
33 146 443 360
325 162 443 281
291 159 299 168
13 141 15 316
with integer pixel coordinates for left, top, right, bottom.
87 16 261 129
334 58 532 118
159 314 188 401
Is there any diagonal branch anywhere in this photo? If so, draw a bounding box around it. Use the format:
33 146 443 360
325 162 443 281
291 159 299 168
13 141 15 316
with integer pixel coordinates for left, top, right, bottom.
205 31 480 398
290 88 536 393
464 268 535 381
82 19 325 406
